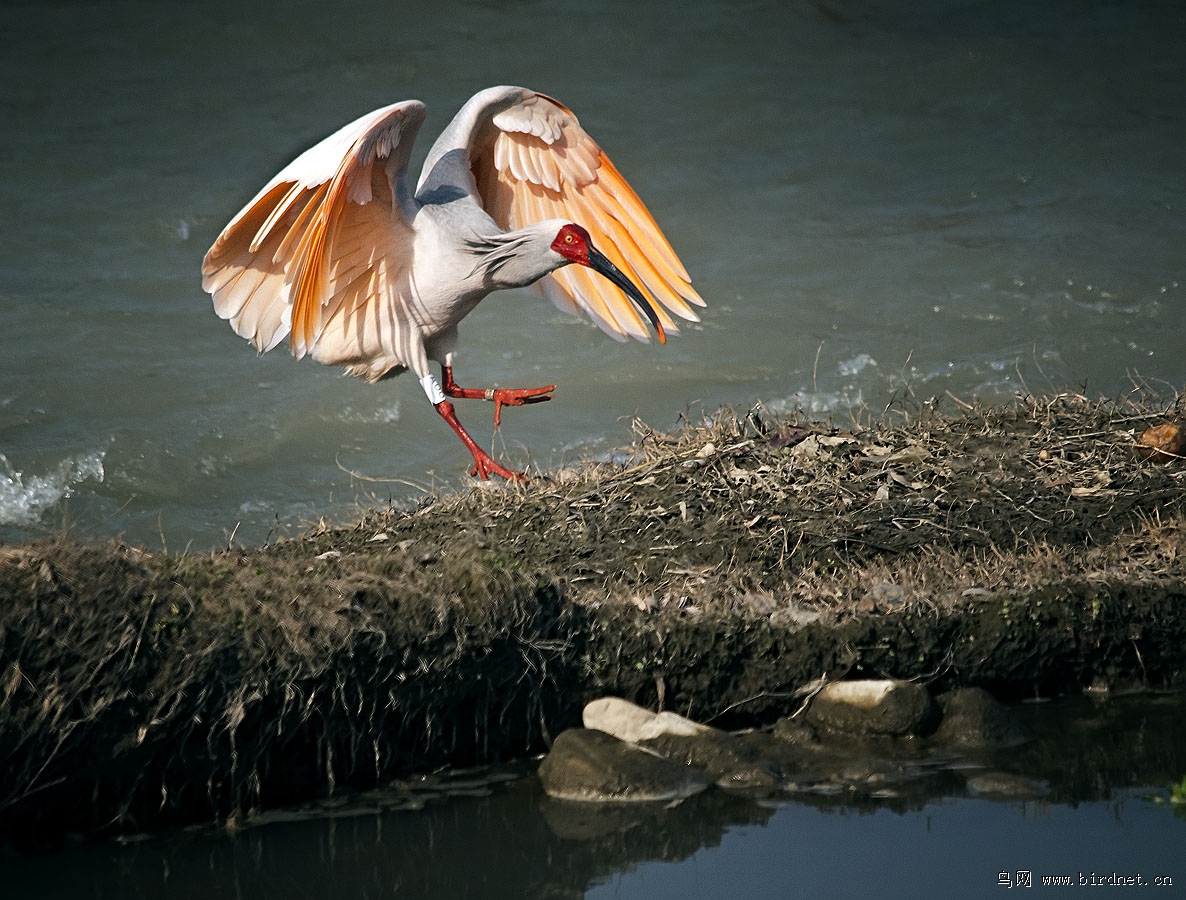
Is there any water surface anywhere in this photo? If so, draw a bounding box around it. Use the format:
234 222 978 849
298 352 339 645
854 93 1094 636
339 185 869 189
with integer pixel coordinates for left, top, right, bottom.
1 0 1183 547
5 693 1184 899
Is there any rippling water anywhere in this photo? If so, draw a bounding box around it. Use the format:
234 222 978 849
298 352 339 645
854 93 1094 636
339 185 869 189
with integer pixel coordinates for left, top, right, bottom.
2 0 1183 549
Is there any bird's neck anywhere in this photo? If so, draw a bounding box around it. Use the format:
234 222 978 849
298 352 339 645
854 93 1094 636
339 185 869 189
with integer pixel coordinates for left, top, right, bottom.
465 225 565 291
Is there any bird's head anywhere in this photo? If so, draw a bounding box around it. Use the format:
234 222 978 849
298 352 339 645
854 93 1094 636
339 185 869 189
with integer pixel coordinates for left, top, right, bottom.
550 223 666 344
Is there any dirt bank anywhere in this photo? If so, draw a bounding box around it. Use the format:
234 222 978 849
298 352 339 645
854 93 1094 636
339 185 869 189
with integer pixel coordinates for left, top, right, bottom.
1 391 1184 847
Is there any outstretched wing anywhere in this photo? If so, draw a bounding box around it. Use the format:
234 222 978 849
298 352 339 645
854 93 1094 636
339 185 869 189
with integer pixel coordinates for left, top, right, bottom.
469 89 704 343
201 100 427 366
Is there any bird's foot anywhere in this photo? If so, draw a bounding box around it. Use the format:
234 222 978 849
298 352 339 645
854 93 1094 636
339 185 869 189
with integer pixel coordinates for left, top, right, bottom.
486 385 555 427
440 366 555 427
433 398 530 483
469 449 528 483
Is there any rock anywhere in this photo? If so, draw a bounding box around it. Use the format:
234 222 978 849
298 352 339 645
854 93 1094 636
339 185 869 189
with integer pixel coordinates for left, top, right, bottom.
583 696 711 743
583 697 779 790
804 679 940 737
770 717 822 747
641 731 780 791
537 728 709 802
932 687 1030 748
1137 421 1186 463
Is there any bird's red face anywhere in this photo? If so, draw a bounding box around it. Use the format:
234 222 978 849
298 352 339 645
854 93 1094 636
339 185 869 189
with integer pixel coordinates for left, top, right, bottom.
550 223 667 343
550 223 593 265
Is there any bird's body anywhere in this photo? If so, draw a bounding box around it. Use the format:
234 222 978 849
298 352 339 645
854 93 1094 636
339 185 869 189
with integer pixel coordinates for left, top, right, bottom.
202 86 703 479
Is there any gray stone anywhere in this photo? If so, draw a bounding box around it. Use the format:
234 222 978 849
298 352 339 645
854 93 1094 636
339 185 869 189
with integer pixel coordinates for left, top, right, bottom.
932 687 1030 748
641 731 780 791
770 716 823 747
805 679 940 737
583 697 780 790
537 728 709 802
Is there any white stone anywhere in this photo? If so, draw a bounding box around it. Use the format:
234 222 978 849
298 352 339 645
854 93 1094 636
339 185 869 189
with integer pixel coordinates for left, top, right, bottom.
582 697 712 744
816 679 896 708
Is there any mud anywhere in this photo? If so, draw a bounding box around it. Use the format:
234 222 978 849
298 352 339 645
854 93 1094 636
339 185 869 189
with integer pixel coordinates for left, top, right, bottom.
1 391 1184 847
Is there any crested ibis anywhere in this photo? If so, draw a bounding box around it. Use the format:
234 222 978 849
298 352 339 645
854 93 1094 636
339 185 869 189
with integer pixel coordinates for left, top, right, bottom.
202 86 704 480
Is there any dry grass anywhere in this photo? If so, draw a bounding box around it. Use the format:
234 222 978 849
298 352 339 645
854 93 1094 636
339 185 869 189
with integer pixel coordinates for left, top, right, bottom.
0 543 574 845
1 390 1184 846
317 389 1186 617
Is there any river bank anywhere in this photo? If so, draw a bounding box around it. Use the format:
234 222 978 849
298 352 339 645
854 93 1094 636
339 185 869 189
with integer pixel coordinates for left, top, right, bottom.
2 391 1184 848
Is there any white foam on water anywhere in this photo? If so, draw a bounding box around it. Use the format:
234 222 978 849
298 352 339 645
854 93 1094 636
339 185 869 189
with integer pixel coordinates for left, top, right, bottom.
0 451 106 526
838 354 878 377
769 389 864 416
339 402 401 425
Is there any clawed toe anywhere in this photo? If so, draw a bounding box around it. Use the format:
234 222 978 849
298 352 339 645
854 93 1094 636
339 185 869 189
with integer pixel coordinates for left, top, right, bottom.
492 385 555 426
470 456 528 482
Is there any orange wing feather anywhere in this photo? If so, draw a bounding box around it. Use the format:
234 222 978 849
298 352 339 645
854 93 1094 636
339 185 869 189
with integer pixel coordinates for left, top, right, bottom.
471 93 704 343
202 101 425 369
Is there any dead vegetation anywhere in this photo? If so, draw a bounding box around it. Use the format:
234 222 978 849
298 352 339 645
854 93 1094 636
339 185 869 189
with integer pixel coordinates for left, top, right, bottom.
312 388 1186 617
1 390 1184 847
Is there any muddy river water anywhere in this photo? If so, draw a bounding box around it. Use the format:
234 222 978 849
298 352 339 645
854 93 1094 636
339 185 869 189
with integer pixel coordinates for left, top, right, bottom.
6 693 1184 898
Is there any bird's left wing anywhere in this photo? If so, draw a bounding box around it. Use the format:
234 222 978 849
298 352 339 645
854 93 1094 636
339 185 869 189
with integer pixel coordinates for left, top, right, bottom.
202 100 427 360
470 90 705 343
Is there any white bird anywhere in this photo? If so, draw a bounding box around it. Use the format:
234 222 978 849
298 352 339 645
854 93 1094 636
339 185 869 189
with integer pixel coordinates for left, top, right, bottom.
202 86 704 480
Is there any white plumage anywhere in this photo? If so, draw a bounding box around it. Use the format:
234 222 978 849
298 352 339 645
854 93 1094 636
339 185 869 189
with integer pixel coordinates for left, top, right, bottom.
202 86 704 480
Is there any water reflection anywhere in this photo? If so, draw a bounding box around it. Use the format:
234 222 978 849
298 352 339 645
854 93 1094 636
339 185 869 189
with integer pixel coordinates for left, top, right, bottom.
6 694 1184 899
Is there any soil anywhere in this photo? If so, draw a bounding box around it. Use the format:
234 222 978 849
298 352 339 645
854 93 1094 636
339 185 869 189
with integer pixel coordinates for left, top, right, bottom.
1 390 1184 848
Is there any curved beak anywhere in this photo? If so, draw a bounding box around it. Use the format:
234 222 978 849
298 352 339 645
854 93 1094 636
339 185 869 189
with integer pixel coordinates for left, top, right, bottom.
585 246 667 344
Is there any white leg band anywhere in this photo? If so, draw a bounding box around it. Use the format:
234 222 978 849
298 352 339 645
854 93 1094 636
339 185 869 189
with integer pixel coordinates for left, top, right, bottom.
419 375 447 405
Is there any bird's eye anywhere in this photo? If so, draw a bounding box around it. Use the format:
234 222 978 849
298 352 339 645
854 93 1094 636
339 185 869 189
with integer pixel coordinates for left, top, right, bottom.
565 234 574 243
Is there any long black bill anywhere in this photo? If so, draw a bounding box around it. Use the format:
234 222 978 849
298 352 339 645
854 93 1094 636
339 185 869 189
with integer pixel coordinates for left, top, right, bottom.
586 246 667 344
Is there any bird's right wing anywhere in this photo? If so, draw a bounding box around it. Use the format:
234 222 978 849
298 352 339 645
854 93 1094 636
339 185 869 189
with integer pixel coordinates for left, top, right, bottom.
469 89 705 343
201 100 427 363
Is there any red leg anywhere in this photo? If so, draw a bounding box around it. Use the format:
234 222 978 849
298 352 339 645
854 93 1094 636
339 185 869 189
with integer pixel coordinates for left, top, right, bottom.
433 400 526 481
441 365 554 428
